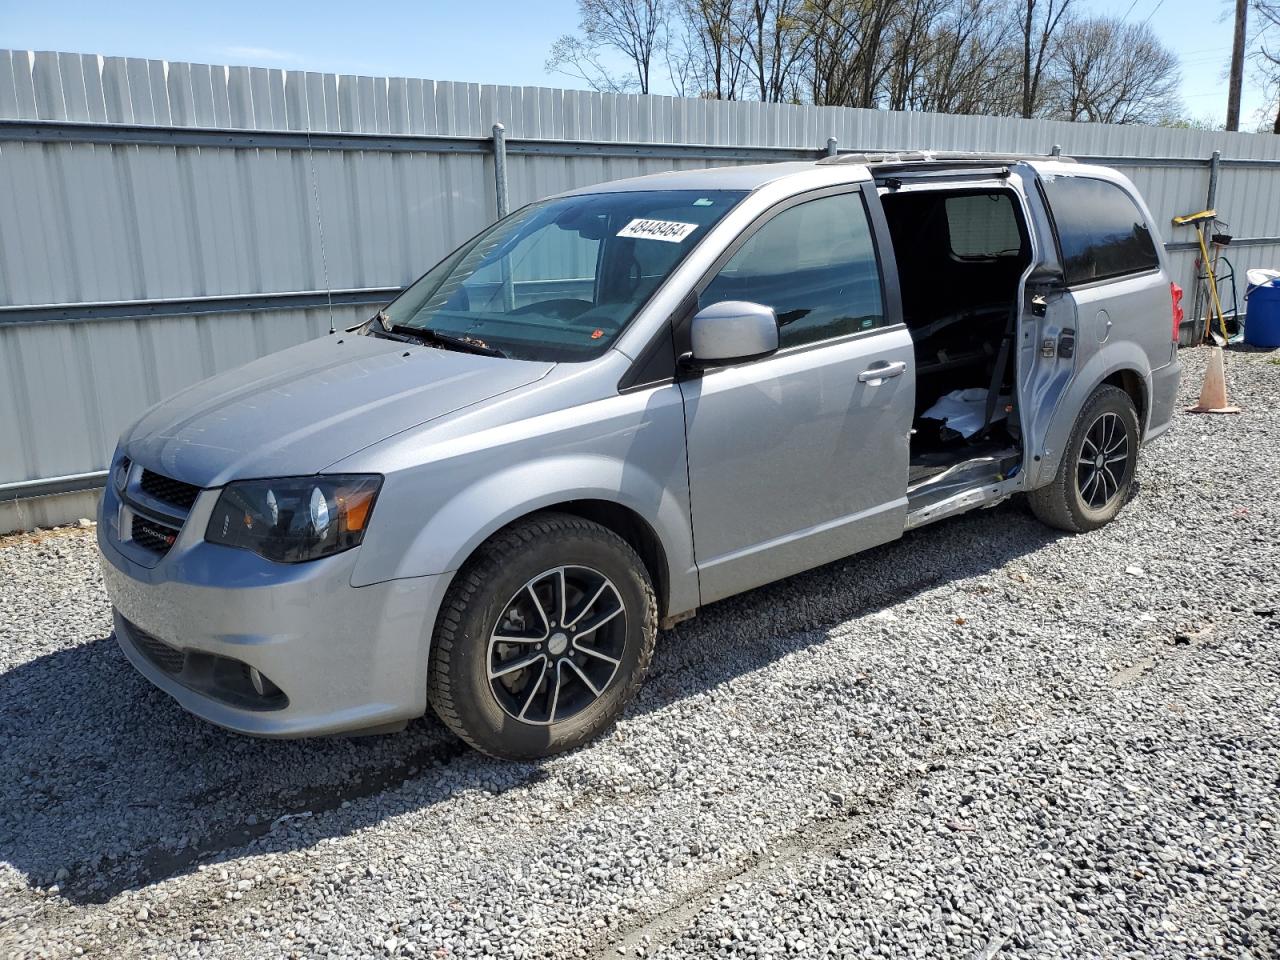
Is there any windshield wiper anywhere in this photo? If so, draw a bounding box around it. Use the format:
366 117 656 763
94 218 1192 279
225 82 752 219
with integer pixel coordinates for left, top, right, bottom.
362 310 417 343
391 322 507 359
386 321 506 358
366 310 507 358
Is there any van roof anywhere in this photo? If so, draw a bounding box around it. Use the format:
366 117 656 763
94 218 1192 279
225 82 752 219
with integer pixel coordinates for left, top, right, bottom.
816 150 1077 169
559 151 1080 197
558 161 823 195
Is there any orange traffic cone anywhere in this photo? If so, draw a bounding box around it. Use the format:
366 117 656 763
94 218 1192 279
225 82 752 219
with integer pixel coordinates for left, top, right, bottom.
1186 345 1240 414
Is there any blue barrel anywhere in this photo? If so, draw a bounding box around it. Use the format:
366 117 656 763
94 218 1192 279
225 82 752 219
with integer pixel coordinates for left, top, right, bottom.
1246 279 1280 348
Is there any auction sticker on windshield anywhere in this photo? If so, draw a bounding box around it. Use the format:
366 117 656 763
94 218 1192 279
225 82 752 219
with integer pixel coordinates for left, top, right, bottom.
617 218 699 243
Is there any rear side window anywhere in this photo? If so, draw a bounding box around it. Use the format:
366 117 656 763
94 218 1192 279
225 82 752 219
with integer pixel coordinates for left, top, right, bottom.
702 192 884 349
1041 176 1160 285
945 193 1023 258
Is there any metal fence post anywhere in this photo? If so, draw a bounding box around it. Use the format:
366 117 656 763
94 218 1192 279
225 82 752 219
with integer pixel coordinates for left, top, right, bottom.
826 137 838 157
492 122 509 219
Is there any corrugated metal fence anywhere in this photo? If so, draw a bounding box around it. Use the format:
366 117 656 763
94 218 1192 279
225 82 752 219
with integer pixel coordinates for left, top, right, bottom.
2 49 1279 530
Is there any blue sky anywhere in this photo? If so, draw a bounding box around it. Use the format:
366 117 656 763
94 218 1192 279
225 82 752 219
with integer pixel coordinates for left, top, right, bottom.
2 0 1271 129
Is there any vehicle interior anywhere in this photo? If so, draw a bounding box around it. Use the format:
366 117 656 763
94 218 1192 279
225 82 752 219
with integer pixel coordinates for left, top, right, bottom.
388 189 747 362
878 186 1033 508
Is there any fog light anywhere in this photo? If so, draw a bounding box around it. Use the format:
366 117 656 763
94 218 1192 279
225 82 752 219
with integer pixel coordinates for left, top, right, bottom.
249 666 266 697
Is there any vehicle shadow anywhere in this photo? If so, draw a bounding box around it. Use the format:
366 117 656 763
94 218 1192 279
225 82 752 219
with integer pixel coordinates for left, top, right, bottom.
0 500 1062 904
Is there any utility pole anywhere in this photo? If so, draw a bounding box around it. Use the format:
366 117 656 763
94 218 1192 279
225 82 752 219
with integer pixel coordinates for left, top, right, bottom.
1226 0 1247 131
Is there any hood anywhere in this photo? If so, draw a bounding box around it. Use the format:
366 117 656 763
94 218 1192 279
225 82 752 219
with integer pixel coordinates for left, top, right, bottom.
123 334 554 487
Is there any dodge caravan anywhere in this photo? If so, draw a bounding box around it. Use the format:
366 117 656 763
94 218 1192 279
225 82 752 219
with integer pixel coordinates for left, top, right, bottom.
99 153 1182 758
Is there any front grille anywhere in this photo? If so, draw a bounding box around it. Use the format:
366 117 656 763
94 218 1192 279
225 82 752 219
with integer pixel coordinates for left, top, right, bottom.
131 515 180 554
140 470 201 511
128 621 186 674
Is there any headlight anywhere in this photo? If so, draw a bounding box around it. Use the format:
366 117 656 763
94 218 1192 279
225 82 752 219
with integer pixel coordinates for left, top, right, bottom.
112 456 131 493
205 475 382 563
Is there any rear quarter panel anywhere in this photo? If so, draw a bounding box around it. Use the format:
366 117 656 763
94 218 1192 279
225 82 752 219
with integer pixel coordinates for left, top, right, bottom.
1026 163 1176 485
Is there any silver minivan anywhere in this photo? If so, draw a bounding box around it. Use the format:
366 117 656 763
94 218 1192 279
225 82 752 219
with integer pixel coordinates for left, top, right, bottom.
99 153 1182 758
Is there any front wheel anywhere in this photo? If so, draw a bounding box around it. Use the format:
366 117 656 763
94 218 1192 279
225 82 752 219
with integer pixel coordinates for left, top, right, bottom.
427 514 657 759
1028 384 1141 533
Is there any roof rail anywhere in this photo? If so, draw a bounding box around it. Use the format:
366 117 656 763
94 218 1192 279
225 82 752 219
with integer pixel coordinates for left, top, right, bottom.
815 149 1075 167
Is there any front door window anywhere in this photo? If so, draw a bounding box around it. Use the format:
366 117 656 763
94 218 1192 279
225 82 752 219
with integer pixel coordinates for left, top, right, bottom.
702 192 885 348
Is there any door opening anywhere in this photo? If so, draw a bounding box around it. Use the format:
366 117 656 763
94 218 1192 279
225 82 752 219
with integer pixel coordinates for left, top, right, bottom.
879 186 1032 509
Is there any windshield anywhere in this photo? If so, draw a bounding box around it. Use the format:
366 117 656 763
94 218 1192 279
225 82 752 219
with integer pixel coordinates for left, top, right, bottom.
378 189 746 361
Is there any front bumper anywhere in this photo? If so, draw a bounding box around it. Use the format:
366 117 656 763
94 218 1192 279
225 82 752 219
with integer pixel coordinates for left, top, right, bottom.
98 485 449 737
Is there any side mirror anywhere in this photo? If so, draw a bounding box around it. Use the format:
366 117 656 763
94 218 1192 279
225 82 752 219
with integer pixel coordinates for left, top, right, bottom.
685 300 779 368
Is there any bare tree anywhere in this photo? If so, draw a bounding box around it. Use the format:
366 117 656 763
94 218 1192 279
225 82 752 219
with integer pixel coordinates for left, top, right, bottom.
939 0 1024 114
884 0 950 111
1253 0 1280 132
674 0 749 99
887 0 1021 114
800 0 902 107
739 0 808 102
1047 17 1182 124
1018 0 1072 117
546 0 1194 130
547 0 668 94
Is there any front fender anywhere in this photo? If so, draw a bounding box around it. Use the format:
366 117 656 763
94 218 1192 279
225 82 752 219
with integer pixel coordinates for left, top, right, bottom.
384 456 698 617
1033 341 1152 485
344 382 698 618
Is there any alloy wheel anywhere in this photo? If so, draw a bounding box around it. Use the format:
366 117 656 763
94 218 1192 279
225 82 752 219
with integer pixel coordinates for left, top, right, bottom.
1076 411 1129 510
487 565 627 725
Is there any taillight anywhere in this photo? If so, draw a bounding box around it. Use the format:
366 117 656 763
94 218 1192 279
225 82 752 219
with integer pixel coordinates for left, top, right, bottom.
1170 282 1184 342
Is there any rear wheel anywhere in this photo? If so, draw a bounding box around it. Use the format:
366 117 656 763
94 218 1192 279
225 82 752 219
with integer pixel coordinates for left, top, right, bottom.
428 513 657 759
1028 385 1140 533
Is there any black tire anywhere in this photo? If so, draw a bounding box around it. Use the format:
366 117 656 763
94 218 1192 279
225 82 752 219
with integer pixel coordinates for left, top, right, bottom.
427 513 657 759
1028 384 1141 533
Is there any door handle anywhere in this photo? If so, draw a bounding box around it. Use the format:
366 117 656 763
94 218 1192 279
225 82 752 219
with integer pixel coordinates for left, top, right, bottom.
857 361 907 384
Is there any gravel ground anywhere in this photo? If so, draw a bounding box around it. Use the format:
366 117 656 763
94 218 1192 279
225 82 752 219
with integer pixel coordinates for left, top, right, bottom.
2 345 1278 960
